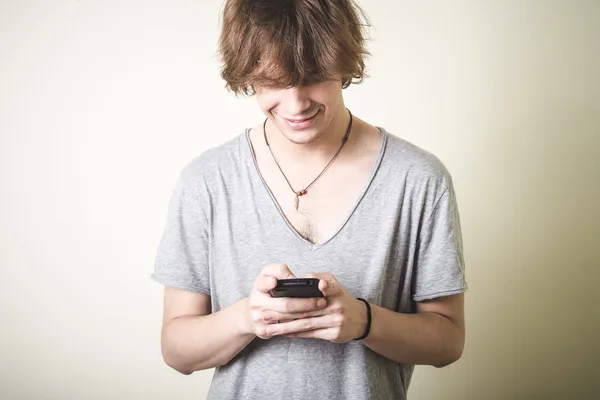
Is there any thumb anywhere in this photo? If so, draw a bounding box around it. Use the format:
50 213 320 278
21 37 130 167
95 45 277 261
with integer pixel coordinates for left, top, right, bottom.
255 274 278 293
306 273 340 297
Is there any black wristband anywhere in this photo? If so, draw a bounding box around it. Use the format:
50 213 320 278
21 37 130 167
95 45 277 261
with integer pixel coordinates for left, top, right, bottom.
353 298 372 341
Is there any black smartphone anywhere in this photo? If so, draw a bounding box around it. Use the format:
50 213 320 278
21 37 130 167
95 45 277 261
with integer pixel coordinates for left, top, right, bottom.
269 278 324 298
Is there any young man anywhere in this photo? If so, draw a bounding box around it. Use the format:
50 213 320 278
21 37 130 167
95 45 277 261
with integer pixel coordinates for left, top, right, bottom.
151 1 467 399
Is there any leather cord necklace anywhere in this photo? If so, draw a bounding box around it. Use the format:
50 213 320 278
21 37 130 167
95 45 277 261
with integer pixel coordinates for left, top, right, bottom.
263 108 353 211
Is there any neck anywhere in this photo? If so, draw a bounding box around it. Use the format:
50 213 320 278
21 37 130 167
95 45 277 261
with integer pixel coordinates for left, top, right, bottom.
264 106 352 164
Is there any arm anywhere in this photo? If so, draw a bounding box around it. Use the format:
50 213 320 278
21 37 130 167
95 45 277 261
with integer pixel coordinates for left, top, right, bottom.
268 275 465 368
265 176 466 366
362 173 466 367
362 294 465 368
160 287 254 374
153 176 328 373
160 264 326 374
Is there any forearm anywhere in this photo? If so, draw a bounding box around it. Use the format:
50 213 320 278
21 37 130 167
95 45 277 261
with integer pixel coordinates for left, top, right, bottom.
162 297 254 374
362 304 464 368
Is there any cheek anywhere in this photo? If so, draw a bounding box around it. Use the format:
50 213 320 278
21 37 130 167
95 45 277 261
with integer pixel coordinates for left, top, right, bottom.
309 93 339 111
256 94 279 115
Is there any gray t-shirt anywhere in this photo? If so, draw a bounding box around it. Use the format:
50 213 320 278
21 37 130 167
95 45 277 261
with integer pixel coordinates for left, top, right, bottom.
151 127 467 400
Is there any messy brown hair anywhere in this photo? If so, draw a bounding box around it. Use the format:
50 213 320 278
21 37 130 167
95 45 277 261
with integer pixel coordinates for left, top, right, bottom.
218 0 371 96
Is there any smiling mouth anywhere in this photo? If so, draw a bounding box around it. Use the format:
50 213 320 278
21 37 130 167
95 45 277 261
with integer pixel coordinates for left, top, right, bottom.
283 112 318 122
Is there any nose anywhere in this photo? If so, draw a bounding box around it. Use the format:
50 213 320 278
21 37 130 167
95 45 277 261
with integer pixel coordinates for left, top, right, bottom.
283 86 312 117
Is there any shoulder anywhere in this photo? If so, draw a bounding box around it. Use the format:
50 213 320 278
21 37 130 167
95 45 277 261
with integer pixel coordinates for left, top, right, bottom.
178 132 246 188
381 128 454 190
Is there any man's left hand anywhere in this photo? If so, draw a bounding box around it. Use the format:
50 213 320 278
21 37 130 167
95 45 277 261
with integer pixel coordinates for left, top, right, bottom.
264 273 368 343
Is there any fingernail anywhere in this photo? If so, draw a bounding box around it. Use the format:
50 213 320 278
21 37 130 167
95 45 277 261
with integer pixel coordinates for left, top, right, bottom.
317 298 327 308
266 326 279 335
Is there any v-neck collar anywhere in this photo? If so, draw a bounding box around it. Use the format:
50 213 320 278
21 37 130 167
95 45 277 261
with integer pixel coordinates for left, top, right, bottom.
244 127 388 251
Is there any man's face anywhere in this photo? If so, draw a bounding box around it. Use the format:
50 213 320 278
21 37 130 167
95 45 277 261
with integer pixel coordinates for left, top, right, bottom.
254 79 344 145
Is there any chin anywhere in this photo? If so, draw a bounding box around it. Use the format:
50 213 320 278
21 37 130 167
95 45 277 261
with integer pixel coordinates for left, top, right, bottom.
279 127 321 144
278 125 324 145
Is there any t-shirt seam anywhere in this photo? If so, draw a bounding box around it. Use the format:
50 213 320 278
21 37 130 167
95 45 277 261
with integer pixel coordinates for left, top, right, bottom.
180 172 210 226
415 185 449 247
173 171 213 291
179 170 214 258
413 286 467 301
150 272 211 295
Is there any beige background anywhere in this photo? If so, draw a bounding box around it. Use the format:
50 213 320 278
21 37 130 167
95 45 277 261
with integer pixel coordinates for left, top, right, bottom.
1 1 599 399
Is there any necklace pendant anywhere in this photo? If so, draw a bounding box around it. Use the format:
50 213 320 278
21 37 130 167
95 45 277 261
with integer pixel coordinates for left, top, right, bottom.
294 195 299 210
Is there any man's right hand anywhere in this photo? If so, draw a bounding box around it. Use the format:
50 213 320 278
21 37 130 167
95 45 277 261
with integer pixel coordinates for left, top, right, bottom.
242 264 328 339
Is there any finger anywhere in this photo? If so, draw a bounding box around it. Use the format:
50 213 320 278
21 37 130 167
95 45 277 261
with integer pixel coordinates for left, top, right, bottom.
264 296 327 314
255 274 278 293
265 315 332 336
263 307 328 323
307 273 340 297
261 263 297 279
319 279 335 296
285 328 337 341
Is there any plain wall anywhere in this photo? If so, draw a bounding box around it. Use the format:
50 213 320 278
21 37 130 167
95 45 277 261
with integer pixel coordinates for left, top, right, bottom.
1 1 598 399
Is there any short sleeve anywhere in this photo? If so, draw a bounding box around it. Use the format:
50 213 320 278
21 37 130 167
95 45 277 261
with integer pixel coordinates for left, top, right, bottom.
412 180 467 302
150 173 211 295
